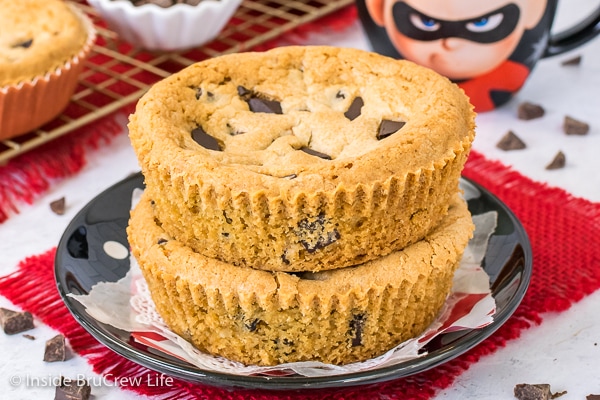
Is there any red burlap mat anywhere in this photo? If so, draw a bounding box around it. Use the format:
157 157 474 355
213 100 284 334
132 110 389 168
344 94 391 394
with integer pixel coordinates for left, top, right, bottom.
2 151 600 399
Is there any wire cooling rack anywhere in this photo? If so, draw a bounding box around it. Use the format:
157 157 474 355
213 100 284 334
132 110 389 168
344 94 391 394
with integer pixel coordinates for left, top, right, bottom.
0 0 353 164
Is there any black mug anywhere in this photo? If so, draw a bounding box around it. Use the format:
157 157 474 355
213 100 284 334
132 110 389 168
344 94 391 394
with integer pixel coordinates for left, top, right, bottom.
357 0 600 112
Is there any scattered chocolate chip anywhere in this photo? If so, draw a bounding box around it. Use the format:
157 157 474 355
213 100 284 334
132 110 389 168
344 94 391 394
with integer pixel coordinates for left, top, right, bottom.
300 147 331 160
157 238 168 245
546 151 566 170
0 308 34 335
563 115 590 135
518 102 545 120
514 384 552 400
23 334 36 340
44 334 67 362
344 97 364 121
349 314 366 347
561 55 582 66
50 197 66 215
377 119 405 140
55 376 91 400
297 214 340 252
12 39 33 49
192 126 223 151
496 130 526 151
587 395 600 400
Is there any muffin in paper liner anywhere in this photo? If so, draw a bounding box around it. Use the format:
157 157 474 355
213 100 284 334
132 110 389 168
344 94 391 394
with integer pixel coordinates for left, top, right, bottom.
128 46 476 272
127 192 474 366
87 0 242 52
0 1 96 141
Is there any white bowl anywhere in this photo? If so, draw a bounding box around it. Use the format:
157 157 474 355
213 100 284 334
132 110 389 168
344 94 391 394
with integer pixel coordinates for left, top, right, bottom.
88 0 242 52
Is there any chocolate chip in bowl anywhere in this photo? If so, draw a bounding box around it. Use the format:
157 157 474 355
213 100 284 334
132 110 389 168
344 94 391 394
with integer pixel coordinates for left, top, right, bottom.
87 0 243 51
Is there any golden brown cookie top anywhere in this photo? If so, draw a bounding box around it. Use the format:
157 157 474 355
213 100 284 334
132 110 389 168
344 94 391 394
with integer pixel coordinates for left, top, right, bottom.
0 0 89 86
129 46 475 195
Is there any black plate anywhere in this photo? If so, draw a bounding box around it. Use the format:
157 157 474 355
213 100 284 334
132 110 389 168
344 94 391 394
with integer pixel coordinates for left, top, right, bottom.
55 173 532 390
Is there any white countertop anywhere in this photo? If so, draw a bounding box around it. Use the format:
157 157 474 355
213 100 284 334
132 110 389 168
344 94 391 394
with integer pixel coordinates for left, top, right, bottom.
1 2 599 399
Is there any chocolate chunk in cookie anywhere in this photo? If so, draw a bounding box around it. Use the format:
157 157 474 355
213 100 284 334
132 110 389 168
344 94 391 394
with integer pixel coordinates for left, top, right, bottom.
299 147 331 160
377 119 406 140
192 126 223 151
237 85 282 114
349 314 366 347
12 39 33 49
344 97 364 121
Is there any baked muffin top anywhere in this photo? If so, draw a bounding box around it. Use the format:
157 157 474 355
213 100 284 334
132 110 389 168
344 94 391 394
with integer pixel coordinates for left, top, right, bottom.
129 46 475 194
0 0 89 86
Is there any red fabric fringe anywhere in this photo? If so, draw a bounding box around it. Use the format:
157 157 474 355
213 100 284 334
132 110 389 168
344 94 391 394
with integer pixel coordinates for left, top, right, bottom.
2 150 600 399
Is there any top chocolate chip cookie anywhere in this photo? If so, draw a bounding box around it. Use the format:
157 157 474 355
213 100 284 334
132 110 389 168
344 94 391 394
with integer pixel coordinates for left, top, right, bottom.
129 46 476 272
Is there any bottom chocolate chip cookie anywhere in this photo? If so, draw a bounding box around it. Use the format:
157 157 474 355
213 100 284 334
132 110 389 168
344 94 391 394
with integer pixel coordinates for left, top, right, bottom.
127 193 474 366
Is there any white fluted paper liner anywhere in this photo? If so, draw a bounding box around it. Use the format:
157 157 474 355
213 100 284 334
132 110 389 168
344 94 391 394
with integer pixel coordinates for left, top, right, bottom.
69 188 497 377
87 0 242 51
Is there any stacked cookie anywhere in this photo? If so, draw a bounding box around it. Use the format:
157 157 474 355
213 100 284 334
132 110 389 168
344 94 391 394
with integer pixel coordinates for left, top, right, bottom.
127 46 476 366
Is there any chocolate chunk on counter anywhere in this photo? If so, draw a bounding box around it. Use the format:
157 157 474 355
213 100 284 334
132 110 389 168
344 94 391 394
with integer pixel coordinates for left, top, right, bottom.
496 130 526 151
561 55 582 66
514 384 552 400
44 334 67 362
587 395 600 400
192 126 223 151
55 376 91 400
377 120 405 140
50 197 66 215
23 334 36 340
518 102 545 120
563 115 590 135
344 97 364 121
546 151 566 170
0 307 34 335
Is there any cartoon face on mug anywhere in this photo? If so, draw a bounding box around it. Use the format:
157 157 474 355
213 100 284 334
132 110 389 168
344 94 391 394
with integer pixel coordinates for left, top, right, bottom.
365 0 547 111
